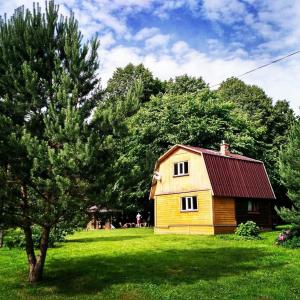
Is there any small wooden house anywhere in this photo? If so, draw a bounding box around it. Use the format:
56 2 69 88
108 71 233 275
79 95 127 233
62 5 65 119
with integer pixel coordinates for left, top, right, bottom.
149 142 275 235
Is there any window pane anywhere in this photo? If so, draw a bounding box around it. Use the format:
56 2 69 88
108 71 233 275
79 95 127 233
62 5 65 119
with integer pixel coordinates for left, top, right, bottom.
174 163 178 175
187 197 192 209
179 163 183 174
184 161 189 174
248 201 252 212
181 197 186 210
192 196 197 210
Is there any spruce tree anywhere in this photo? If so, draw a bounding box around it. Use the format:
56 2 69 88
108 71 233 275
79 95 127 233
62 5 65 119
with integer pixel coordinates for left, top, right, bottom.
277 120 300 229
0 2 101 282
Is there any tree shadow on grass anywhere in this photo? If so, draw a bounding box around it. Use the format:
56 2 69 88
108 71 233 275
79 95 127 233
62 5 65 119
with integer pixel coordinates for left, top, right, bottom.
41 246 284 297
68 236 143 243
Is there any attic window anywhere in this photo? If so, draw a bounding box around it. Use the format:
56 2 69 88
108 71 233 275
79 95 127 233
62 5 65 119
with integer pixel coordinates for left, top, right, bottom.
248 200 259 213
181 196 197 211
174 161 189 176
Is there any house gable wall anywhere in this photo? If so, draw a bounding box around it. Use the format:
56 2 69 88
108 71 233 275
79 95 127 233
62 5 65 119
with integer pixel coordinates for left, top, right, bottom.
154 148 212 196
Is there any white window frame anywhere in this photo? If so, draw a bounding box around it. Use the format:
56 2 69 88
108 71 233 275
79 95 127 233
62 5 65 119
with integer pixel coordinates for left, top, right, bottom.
174 161 189 176
181 196 198 212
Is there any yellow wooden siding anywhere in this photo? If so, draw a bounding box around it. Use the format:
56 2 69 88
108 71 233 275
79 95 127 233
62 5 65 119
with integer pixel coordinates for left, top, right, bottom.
155 190 213 234
155 148 211 196
213 197 236 234
155 226 214 235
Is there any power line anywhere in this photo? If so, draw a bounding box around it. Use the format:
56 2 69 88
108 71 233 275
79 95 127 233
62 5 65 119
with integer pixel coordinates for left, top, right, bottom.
210 49 300 88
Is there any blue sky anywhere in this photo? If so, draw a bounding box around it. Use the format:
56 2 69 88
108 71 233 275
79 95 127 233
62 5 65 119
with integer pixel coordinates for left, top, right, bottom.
1 0 300 113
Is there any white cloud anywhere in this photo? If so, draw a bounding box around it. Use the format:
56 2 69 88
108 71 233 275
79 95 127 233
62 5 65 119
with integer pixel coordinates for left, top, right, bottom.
201 0 247 24
145 34 171 49
154 0 201 18
133 27 160 41
99 40 300 114
3 0 300 56
69 7 102 38
154 0 187 18
100 32 116 49
111 0 154 11
201 0 300 54
99 46 143 83
93 10 127 35
1 0 299 114
171 41 190 55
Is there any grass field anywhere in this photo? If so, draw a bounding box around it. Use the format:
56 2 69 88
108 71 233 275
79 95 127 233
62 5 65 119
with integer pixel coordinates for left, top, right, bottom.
1 228 300 300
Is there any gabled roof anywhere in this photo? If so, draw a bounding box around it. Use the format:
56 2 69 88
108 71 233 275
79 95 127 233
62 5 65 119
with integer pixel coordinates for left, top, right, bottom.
151 144 276 200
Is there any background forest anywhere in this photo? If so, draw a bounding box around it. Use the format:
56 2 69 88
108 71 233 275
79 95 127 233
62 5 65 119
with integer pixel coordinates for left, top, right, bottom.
96 64 296 215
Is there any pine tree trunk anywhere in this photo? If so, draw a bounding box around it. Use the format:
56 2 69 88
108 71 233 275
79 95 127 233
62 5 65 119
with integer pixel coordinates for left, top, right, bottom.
21 185 51 283
23 225 37 282
26 226 50 283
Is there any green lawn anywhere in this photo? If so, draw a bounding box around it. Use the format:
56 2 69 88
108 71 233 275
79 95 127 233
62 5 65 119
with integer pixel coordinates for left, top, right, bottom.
1 228 300 300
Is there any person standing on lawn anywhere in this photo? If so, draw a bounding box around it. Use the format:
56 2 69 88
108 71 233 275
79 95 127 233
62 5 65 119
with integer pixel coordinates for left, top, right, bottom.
136 213 142 227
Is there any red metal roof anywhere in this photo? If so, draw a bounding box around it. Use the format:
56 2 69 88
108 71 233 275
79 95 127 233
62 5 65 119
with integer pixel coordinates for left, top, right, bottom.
178 145 275 199
202 153 275 199
150 144 276 200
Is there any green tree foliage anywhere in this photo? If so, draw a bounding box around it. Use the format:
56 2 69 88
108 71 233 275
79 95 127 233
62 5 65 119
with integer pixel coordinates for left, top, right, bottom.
91 80 144 209
165 74 207 94
101 75 295 212
96 80 143 136
217 78 295 211
217 77 273 126
276 120 300 229
105 63 164 102
0 2 101 282
217 78 295 149
269 100 296 148
112 90 262 206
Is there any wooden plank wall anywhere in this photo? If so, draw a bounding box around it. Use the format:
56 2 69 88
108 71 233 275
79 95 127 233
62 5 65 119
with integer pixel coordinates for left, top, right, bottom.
235 199 273 228
155 190 214 234
213 197 237 234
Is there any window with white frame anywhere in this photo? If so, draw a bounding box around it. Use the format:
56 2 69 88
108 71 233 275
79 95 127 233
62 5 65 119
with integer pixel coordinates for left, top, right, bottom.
174 161 189 176
181 196 197 211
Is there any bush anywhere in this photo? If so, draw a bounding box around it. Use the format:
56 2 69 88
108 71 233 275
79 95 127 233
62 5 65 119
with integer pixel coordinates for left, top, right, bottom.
4 228 26 249
3 225 74 249
276 228 300 248
235 221 261 239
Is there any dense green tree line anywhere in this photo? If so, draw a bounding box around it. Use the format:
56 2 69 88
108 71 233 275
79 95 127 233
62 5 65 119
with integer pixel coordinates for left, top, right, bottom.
100 67 296 213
